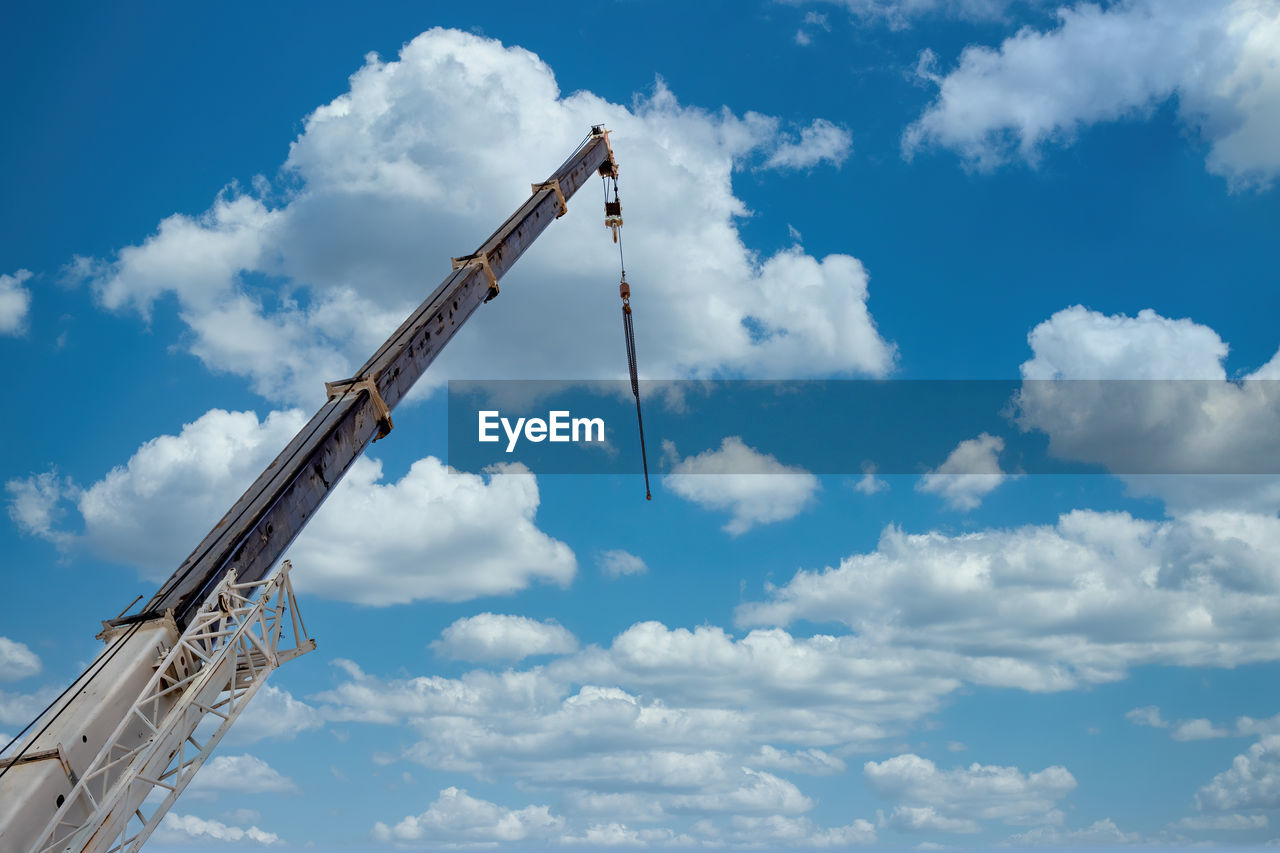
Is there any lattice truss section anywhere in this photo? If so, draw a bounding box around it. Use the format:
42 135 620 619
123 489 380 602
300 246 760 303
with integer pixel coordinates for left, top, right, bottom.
30 561 315 853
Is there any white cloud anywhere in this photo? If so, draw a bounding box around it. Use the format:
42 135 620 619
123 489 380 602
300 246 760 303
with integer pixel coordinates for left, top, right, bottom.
1126 705 1169 729
598 549 649 578
155 813 281 845
189 754 297 794
886 805 980 833
77 29 892 407
669 767 813 814
563 791 668 824
372 787 563 843
288 457 575 605
717 814 877 847
0 685 60 727
781 0 1017 28
562 822 645 846
738 509 1280 690
1239 714 1280 738
1174 718 1233 741
7 408 306 577
561 822 698 847
903 0 1280 189
0 270 33 336
763 119 853 170
314 625 962 813
795 11 833 46
1015 306 1280 513
1172 813 1268 830
225 684 323 745
1005 817 1143 846
6 406 575 606
1127 706 1280 742
750 745 846 775
853 463 890 495
1021 305 1230 381
917 432 1010 510
1198 734 1280 811
663 437 820 534
0 638 40 682
865 753 1074 829
432 613 578 662
5 470 75 545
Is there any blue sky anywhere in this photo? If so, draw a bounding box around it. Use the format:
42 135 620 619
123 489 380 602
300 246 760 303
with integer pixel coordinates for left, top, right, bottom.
3 0 1280 849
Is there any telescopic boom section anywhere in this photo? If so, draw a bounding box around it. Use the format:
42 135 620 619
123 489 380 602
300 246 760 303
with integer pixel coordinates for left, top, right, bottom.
123 128 618 630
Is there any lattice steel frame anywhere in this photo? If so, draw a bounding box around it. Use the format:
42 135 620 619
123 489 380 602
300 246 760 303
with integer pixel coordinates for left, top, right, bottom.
28 561 314 853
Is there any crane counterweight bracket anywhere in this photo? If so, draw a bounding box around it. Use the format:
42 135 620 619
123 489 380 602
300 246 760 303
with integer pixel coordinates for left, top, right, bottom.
452 253 500 303
531 179 568 218
325 376 393 442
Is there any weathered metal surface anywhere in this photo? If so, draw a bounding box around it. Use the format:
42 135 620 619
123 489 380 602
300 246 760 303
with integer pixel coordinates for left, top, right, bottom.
120 132 613 628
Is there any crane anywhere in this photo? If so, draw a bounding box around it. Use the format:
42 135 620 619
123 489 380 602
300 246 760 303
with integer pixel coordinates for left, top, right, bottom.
0 126 628 853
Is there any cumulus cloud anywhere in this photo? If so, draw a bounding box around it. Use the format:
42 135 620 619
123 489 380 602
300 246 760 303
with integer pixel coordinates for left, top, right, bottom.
865 753 1074 829
313 623 967 821
155 813 281 845
6 408 307 576
1126 705 1170 729
5 406 574 606
903 0 1280 189
372 787 563 844
853 462 890 495
917 432 1010 510
432 613 578 662
1004 817 1143 846
1197 735 1280 811
885 805 980 833
5 470 75 545
794 11 832 46
0 638 40 682
1172 813 1268 830
76 29 892 408
1014 306 1280 512
763 119 853 169
0 685 61 728
0 270 33 336
750 745 846 775
781 0 1017 28
663 437 820 534
1020 306 1231 381
739 509 1280 689
189 754 297 794
225 684 323 745
598 549 648 578
288 457 575 605
713 814 877 847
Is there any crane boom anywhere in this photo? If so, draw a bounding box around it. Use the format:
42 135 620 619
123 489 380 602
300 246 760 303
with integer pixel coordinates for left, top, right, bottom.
129 127 616 630
0 127 620 853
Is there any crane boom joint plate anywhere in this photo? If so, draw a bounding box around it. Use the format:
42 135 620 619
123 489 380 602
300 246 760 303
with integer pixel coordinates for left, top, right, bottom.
451 252 500 303
325 376 393 442
531 178 568 218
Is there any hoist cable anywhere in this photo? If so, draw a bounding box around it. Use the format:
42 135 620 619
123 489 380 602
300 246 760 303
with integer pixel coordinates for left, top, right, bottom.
623 300 652 500
607 173 651 500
